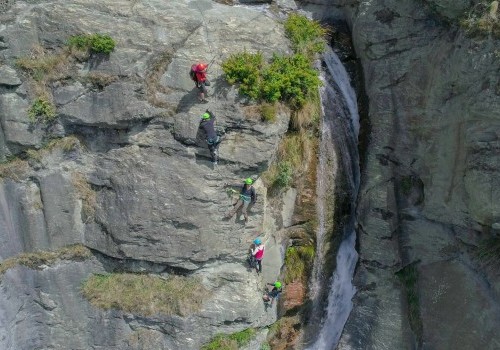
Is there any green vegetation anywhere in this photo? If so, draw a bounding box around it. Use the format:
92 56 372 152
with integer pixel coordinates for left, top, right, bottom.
221 14 325 110
263 131 316 191
284 13 328 58
222 51 320 109
17 34 116 124
28 97 57 123
201 328 256 350
461 1 500 37
0 244 91 276
284 245 315 283
477 235 500 267
222 50 264 100
68 33 116 54
81 273 208 317
273 161 293 189
396 263 423 342
260 343 271 350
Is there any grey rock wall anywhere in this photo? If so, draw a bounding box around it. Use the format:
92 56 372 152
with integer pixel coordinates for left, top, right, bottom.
0 0 292 349
299 0 500 349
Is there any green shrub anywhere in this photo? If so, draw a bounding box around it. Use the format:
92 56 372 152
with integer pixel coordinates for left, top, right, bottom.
221 51 263 99
28 97 56 123
284 245 315 283
222 52 320 109
263 54 321 108
284 13 327 57
201 328 256 350
68 33 116 54
274 161 293 189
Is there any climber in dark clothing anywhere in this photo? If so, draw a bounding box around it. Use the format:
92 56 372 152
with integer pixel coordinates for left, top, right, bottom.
199 110 221 165
263 281 282 306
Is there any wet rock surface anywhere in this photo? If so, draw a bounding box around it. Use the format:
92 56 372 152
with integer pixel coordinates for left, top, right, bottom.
303 0 500 348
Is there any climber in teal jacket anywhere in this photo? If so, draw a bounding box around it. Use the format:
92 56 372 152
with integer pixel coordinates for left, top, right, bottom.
224 178 256 223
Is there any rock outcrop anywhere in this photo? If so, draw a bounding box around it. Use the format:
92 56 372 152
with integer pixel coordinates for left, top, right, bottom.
302 0 500 348
0 1 293 348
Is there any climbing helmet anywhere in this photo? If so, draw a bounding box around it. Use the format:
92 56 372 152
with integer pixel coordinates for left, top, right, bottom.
245 178 253 185
274 281 282 289
254 238 262 245
202 112 211 120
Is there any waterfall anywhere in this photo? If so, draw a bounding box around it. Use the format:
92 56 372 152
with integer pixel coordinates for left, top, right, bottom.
306 47 360 350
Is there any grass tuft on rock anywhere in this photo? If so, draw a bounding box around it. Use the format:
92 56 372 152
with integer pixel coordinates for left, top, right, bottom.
201 328 256 350
284 245 315 283
260 103 278 122
72 172 97 220
0 244 91 276
82 273 208 317
0 158 30 180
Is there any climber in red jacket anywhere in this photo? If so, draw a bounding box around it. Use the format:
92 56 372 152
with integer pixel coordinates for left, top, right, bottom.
190 63 209 103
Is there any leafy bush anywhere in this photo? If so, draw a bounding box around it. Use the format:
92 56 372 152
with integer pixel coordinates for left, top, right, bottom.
221 50 263 99
28 97 56 123
222 52 320 109
284 245 315 283
68 33 116 54
273 161 293 189
264 54 321 108
81 273 207 316
284 13 327 57
201 328 256 350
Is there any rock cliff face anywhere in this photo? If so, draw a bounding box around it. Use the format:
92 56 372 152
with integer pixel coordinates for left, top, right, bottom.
0 1 292 349
302 0 500 349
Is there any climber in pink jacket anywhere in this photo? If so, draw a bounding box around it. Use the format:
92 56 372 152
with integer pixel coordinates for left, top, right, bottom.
251 238 265 273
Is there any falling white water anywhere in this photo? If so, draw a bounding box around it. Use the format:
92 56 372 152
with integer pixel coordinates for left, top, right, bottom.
307 231 358 349
306 46 360 350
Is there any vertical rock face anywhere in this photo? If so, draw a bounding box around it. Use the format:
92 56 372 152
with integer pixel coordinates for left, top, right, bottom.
0 1 292 348
300 0 500 348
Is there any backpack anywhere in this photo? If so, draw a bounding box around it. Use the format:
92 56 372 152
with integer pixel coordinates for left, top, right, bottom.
189 64 198 82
